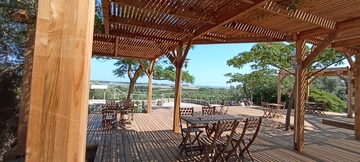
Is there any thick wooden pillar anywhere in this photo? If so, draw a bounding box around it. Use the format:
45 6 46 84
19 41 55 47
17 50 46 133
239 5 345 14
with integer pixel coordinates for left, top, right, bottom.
16 24 35 156
348 70 353 118
147 59 155 114
355 55 360 139
26 0 95 161
173 43 183 133
294 39 306 152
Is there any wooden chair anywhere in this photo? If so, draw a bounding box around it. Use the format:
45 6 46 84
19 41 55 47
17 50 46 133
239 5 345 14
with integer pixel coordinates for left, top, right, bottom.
101 102 118 130
179 107 204 156
202 106 216 115
316 102 327 115
216 105 229 115
232 117 262 161
261 101 270 118
119 99 135 127
199 120 240 162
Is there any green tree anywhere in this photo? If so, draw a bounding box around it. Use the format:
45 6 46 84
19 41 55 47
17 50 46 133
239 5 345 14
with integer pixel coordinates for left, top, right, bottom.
226 42 346 130
225 68 275 101
111 57 195 100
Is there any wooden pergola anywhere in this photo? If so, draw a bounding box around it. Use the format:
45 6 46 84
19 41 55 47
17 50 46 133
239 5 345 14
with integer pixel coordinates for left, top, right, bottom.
18 0 360 161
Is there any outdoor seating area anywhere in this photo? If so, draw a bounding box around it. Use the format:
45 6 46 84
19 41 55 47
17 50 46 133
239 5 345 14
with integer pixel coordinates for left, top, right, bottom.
305 102 327 115
261 101 286 119
87 105 360 161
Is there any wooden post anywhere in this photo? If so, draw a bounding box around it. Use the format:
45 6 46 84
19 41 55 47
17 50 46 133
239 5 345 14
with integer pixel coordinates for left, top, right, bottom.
26 0 95 161
354 55 360 139
348 70 353 118
306 80 310 101
277 71 282 103
147 59 155 114
173 43 183 133
16 24 35 156
294 39 306 152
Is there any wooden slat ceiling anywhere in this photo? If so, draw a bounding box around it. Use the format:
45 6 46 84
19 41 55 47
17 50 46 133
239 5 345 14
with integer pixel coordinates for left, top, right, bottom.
92 0 360 59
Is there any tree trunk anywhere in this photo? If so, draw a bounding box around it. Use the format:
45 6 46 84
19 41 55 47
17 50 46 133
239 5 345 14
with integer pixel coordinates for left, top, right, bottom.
285 83 296 131
127 79 136 100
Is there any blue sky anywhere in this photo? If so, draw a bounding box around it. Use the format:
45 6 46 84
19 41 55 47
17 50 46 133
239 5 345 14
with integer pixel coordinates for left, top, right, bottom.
90 43 256 87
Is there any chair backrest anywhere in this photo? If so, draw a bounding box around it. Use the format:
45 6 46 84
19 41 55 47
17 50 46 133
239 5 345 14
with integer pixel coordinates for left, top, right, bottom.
202 106 216 115
205 120 239 161
244 117 262 145
180 107 194 116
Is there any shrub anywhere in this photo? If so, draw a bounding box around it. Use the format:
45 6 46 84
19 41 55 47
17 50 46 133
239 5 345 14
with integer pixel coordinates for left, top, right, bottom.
308 88 346 113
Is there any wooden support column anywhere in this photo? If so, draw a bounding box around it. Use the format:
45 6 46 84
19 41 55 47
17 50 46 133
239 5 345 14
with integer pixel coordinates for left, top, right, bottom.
294 39 307 152
173 43 183 133
277 71 282 103
17 24 35 156
26 0 95 161
354 55 360 139
147 59 155 114
348 70 353 118
173 39 192 133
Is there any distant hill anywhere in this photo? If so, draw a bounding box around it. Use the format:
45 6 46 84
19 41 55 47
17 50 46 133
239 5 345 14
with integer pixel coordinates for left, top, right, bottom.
90 80 229 89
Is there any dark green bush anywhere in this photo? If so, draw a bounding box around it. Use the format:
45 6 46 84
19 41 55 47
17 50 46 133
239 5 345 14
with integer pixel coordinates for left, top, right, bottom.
308 88 346 113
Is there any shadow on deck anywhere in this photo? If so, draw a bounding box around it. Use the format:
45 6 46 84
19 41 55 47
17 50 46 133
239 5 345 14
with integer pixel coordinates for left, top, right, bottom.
87 106 360 162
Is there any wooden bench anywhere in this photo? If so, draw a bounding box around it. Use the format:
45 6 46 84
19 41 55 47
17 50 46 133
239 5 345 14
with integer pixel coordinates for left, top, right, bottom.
322 119 354 130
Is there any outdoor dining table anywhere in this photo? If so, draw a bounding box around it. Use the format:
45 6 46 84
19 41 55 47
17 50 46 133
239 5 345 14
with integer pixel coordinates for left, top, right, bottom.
267 103 284 118
179 114 242 156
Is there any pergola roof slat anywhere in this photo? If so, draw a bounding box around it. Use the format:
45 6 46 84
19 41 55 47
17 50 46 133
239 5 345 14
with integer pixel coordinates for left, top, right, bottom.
93 0 360 59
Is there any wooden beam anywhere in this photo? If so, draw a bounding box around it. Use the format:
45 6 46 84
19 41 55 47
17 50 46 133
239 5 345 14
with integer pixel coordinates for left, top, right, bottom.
92 51 155 60
115 36 119 57
298 16 360 40
180 38 193 66
294 39 307 152
347 70 353 118
109 29 181 44
173 43 183 133
354 54 360 139
262 1 336 29
302 31 341 68
298 27 332 40
184 0 270 42
16 24 35 156
332 37 360 48
109 16 190 35
147 59 155 114
111 0 216 24
192 36 282 44
101 0 109 34
344 52 355 69
26 0 95 161
224 21 286 40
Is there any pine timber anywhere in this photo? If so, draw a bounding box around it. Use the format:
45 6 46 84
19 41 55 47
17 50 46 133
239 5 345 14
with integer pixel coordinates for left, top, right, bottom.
147 59 155 114
295 39 307 152
16 25 35 156
25 0 95 161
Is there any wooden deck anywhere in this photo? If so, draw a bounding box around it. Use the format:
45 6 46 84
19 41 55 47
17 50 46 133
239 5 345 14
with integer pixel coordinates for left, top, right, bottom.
87 105 360 162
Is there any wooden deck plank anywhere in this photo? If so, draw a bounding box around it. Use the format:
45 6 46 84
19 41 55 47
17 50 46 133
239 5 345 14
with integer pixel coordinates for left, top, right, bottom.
87 105 360 162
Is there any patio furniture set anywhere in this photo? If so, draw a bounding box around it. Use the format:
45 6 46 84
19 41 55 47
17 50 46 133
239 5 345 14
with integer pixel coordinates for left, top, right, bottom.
261 101 287 118
305 102 327 115
179 106 262 161
101 99 135 129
